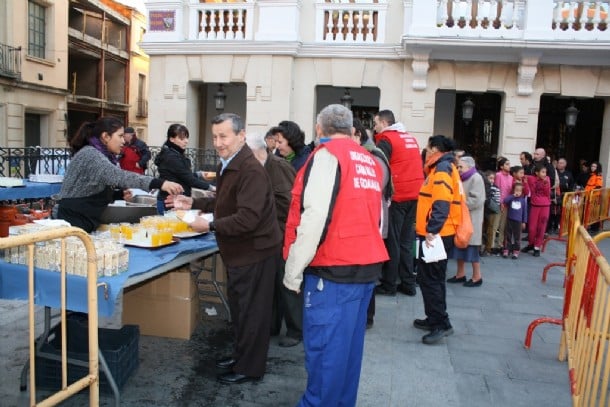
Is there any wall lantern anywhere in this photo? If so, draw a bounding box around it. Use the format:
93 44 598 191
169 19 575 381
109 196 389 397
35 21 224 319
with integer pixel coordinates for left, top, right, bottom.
340 88 354 109
565 101 579 130
215 84 226 111
462 97 474 124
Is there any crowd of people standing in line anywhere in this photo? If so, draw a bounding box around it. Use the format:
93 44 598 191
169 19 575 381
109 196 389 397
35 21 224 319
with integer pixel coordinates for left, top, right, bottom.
477 149 603 261
54 109 605 407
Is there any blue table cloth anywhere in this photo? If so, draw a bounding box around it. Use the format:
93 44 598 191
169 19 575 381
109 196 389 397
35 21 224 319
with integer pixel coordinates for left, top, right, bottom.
0 233 218 316
0 181 62 200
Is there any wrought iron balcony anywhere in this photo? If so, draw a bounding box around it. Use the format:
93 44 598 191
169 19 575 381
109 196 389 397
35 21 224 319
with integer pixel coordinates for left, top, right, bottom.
0 43 21 79
0 146 219 179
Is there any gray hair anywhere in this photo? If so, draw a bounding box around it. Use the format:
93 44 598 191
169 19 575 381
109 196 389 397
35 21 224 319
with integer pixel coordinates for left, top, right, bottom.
316 104 353 137
460 156 476 169
211 113 245 134
245 132 267 151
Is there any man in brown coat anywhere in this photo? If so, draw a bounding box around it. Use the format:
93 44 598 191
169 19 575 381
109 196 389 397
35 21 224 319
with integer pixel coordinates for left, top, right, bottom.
171 113 281 384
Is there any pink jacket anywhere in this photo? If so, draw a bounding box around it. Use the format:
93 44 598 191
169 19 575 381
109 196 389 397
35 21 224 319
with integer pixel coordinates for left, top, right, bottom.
495 171 513 207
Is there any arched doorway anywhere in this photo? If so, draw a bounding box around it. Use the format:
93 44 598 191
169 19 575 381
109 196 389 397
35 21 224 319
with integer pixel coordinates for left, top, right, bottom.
536 96 604 174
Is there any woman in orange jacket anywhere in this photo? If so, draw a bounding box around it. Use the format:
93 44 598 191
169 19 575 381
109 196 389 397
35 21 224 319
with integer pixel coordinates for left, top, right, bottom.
413 135 461 345
585 161 603 192
585 161 603 232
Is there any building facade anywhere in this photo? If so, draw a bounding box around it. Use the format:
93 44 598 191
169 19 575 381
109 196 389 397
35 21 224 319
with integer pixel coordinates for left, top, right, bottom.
0 0 149 156
142 0 610 178
0 0 69 148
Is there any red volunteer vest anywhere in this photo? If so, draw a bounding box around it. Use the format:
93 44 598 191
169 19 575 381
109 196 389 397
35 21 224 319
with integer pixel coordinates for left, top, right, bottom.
374 129 423 202
284 138 389 266
120 146 144 174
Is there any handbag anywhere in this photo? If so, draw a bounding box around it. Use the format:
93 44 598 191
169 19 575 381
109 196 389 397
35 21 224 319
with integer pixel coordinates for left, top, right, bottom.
452 184 474 249
486 198 500 214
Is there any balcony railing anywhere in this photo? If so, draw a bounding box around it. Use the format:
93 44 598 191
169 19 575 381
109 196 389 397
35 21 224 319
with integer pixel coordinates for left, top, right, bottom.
189 2 254 40
552 0 609 33
315 2 388 43
436 0 524 34
136 99 148 118
432 0 610 38
144 0 610 46
0 43 21 79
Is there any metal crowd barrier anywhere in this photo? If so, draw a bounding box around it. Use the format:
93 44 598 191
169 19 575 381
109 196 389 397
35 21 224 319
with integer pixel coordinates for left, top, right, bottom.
525 207 610 406
560 226 610 405
0 227 99 407
541 191 587 283
583 188 610 230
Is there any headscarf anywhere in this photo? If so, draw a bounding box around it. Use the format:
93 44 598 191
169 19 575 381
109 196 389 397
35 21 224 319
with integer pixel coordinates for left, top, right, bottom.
89 135 118 165
460 166 477 181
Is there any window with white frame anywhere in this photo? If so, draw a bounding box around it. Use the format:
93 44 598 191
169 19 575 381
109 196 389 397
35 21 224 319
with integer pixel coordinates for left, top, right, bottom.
28 1 46 59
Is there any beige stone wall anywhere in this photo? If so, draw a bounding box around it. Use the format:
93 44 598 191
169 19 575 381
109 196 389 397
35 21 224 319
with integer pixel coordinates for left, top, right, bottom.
0 87 67 147
148 52 610 187
0 0 68 148
127 10 150 142
16 0 69 90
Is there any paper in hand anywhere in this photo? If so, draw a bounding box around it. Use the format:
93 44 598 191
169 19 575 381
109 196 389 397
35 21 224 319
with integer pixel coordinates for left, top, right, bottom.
421 234 447 263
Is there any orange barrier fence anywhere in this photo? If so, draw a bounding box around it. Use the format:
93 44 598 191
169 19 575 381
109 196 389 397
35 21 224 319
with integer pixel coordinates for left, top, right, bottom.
541 191 586 283
583 188 610 229
0 227 99 407
526 209 610 406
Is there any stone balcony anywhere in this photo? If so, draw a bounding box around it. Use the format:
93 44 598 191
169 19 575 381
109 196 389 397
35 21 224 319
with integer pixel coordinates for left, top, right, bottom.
143 0 610 65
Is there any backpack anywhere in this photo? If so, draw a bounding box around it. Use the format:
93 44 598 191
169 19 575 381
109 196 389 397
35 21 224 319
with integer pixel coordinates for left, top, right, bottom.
480 171 500 214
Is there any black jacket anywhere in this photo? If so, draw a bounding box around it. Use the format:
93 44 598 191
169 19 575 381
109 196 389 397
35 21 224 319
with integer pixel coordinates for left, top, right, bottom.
154 142 209 202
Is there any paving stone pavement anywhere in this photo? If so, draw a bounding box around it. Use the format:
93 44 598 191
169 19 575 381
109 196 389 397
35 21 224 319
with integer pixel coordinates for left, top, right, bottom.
3 234 609 406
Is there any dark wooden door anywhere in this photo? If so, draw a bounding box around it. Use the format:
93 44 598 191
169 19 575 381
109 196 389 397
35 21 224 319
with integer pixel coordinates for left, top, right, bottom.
453 92 501 171
536 96 603 174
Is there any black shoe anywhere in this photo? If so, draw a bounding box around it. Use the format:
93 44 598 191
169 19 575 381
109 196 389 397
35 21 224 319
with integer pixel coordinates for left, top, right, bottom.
366 320 374 330
446 275 466 283
217 372 261 384
422 327 454 344
216 357 237 369
533 249 540 257
278 336 301 348
413 318 433 331
397 284 416 296
374 285 396 296
521 244 534 253
463 279 483 287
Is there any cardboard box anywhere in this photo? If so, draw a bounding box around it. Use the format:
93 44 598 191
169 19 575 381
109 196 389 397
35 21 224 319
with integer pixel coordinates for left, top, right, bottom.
122 267 199 339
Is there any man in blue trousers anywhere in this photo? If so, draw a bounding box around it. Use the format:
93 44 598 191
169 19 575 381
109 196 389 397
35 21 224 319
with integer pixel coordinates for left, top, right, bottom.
283 104 389 406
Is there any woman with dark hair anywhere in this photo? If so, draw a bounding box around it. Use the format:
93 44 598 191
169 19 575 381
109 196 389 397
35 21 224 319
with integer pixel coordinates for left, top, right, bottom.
585 161 603 232
56 117 183 232
154 124 211 214
413 135 461 344
271 120 312 172
585 161 603 192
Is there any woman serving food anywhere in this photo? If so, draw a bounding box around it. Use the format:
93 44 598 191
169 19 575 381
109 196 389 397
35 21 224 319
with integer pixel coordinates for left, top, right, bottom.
154 124 213 214
56 117 183 232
